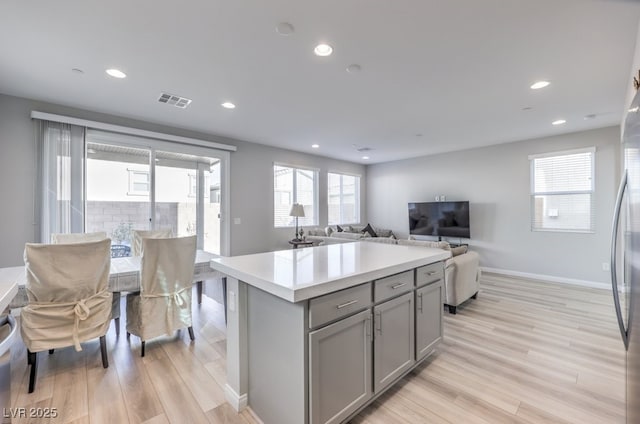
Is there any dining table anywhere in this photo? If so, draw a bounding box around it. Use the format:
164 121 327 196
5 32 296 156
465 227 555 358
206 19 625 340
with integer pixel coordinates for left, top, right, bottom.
0 250 223 310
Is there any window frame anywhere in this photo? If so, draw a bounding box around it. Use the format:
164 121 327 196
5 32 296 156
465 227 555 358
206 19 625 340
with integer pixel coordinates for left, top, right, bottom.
528 147 595 233
327 171 361 225
273 163 319 228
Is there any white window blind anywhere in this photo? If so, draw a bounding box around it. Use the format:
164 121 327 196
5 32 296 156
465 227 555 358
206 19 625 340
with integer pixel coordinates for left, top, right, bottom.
274 164 318 227
529 148 595 233
328 173 360 225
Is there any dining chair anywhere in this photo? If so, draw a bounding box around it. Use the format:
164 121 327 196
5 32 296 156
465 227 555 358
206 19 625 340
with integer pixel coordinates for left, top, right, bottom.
126 235 197 357
131 228 205 304
131 228 173 257
50 231 107 244
49 232 121 335
21 239 112 393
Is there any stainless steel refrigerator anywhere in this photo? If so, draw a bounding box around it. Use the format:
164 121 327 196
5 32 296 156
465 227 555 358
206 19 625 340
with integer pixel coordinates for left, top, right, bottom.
612 89 640 424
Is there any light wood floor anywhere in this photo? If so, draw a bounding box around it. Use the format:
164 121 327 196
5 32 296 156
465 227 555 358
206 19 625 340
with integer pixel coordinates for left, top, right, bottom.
8 273 625 423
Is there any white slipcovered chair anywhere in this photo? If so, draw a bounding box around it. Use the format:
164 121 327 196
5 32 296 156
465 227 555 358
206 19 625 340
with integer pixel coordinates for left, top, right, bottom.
126 235 197 357
50 231 107 244
131 228 173 257
22 239 112 393
49 232 121 334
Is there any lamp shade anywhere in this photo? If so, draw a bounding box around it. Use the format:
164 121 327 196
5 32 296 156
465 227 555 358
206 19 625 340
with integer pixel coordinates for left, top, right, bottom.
289 204 305 218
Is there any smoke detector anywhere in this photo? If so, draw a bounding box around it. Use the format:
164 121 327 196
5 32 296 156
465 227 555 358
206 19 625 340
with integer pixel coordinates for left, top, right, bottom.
158 92 192 109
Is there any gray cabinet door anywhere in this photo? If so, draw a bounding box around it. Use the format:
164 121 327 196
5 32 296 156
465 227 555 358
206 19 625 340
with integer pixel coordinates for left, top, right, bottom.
309 309 372 424
373 292 415 393
416 280 443 361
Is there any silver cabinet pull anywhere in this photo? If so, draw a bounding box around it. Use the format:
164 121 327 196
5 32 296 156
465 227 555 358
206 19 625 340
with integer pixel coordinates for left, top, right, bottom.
375 311 382 335
425 271 437 276
336 299 358 309
365 315 371 340
391 282 407 290
418 293 423 313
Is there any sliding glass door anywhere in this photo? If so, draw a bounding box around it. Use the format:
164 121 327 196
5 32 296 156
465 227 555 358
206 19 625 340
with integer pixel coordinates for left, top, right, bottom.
84 133 226 256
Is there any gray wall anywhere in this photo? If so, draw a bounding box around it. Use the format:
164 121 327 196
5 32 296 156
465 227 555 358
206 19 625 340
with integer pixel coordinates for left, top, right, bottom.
366 126 621 284
0 93 366 265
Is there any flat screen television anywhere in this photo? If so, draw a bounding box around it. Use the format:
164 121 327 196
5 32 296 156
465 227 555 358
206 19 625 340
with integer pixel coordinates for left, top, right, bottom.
408 201 470 239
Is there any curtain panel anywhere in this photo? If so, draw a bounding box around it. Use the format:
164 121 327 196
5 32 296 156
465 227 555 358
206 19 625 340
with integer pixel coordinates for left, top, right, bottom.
36 120 85 242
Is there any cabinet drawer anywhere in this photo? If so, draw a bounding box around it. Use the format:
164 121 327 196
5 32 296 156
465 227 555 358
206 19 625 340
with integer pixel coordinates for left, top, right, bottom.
374 270 413 303
309 283 372 329
416 262 443 287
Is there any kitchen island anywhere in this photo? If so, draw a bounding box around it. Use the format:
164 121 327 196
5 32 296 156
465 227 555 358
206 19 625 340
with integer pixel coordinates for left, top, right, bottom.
210 241 450 424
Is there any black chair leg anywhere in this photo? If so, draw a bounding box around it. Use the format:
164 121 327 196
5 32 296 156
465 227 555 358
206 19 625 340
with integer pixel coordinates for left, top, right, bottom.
27 350 38 393
188 326 195 341
197 280 203 304
448 305 457 314
126 332 130 339
100 335 109 368
141 341 145 357
114 317 120 336
48 349 54 355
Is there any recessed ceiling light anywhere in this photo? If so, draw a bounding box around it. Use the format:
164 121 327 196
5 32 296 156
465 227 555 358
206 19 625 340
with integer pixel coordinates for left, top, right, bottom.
311 144 320 149
314 44 333 57
552 119 566 125
362 156 370 160
276 22 295 36
106 68 126 79
530 81 550 90
221 102 236 109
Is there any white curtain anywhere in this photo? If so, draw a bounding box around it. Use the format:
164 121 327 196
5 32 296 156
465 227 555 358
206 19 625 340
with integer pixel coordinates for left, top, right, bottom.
37 121 85 242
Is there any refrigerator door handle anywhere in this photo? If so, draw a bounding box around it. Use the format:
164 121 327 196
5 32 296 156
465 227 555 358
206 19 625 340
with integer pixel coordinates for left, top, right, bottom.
611 171 629 350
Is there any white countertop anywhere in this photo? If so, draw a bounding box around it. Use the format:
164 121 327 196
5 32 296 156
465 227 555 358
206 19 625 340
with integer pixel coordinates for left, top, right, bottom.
0 267 21 312
210 242 450 302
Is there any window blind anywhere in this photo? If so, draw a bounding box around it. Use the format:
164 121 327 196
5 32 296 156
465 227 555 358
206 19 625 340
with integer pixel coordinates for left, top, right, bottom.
529 148 595 233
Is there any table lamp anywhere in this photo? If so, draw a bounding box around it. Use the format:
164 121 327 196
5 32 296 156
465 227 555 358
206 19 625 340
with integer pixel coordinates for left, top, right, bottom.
289 203 305 241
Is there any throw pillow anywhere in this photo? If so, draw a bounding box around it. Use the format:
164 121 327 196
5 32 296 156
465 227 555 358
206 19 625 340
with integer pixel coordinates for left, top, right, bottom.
325 226 334 236
361 223 378 237
336 225 344 232
451 245 468 256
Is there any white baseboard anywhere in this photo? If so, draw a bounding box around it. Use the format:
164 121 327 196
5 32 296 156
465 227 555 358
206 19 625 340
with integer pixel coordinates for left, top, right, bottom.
481 267 610 290
224 384 248 412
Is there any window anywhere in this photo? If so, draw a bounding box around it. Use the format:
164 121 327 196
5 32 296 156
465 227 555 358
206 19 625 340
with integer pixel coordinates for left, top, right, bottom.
188 173 210 198
328 173 360 224
274 164 318 227
529 147 595 232
127 169 150 195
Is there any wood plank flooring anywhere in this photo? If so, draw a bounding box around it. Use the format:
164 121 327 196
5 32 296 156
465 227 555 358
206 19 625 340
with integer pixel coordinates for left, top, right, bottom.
8 273 625 423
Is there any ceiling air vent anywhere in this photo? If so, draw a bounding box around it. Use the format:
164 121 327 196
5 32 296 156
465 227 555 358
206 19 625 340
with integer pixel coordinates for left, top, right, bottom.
158 92 192 109
356 147 373 152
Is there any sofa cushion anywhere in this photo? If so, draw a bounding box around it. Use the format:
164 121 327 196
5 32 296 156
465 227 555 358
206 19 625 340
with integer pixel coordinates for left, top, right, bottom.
330 232 363 240
374 227 394 238
325 226 334 236
336 225 344 232
361 223 377 237
397 239 451 251
362 236 398 245
306 228 326 237
451 245 468 257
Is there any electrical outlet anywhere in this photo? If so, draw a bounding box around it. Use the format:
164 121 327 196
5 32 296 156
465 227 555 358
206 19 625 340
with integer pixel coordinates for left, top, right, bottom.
435 195 440 201
441 195 446 201
233 217 241 225
602 262 610 272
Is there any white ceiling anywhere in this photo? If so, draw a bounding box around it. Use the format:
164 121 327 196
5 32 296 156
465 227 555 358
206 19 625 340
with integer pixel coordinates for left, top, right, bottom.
1 0 639 164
